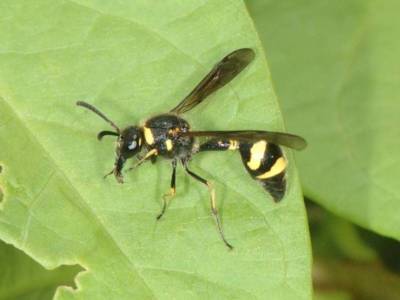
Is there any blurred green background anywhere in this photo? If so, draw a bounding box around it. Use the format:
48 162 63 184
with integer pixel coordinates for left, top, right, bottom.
247 0 400 299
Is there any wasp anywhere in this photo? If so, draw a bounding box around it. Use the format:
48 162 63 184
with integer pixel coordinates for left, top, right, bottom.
77 48 306 249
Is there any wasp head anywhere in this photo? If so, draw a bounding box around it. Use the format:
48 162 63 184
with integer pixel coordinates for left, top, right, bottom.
77 101 143 183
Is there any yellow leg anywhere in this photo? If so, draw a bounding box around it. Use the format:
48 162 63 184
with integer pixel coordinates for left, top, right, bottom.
183 164 233 249
127 148 158 172
157 187 176 220
206 181 233 249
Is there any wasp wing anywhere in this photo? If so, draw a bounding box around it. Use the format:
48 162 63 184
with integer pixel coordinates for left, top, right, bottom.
182 130 307 150
170 48 255 115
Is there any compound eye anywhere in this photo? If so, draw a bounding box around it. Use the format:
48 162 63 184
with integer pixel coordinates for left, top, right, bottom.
128 140 137 150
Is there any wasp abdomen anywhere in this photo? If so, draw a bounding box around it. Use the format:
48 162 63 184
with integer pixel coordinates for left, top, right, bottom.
239 141 286 202
199 138 287 201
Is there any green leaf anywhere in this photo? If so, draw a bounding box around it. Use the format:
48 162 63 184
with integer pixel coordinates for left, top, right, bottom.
247 0 400 240
0 240 81 300
0 1 311 299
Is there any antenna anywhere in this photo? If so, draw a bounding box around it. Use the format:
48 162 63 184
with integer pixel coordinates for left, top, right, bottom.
76 101 120 133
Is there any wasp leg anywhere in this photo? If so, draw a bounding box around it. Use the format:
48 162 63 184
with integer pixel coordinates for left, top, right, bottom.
136 154 157 164
104 156 125 183
157 159 177 220
182 163 233 250
127 149 158 172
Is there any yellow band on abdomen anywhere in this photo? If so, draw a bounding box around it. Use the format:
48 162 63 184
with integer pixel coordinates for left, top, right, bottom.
246 140 267 170
256 157 287 179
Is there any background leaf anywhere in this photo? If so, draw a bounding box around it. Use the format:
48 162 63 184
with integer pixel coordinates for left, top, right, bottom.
307 200 400 300
0 1 311 299
0 240 81 300
247 0 400 240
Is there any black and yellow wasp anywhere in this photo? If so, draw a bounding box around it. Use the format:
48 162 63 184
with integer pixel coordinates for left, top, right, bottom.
77 48 306 249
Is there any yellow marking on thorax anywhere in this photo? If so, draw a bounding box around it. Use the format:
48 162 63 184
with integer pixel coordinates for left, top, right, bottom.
165 139 173 151
168 128 180 137
246 141 267 170
228 140 239 150
143 126 154 145
256 157 287 179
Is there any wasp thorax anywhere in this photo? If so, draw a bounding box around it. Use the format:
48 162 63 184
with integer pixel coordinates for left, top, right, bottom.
117 126 143 159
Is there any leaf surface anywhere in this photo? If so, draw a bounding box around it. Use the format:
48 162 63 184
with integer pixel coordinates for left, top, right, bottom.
0 1 311 299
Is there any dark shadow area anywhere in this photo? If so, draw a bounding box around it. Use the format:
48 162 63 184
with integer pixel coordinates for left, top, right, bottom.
358 226 400 274
306 199 400 300
0 239 83 300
